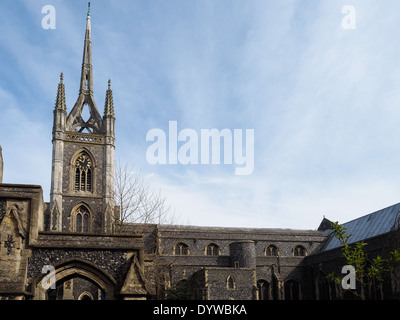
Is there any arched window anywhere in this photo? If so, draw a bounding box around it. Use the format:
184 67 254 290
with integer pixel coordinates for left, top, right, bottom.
174 242 189 256
78 292 93 300
74 152 92 192
293 245 307 257
318 273 336 300
74 205 90 232
257 280 270 300
285 279 300 300
227 275 236 290
205 243 220 256
265 244 279 257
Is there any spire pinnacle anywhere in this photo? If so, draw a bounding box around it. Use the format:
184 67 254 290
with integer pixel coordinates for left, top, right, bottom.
55 72 66 110
104 79 114 117
87 2 91 17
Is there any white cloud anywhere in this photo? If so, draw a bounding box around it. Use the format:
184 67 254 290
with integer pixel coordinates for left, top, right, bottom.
2 0 400 229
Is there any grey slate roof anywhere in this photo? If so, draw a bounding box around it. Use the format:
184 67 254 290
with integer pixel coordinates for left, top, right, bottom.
322 202 400 251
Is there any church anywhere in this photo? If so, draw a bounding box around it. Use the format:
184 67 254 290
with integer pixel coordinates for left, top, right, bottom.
0 5 399 300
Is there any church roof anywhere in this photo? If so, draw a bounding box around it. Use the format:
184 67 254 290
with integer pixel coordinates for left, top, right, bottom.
322 202 400 251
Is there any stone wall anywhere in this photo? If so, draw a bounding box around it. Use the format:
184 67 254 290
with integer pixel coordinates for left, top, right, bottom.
130 223 328 300
61 142 106 232
27 248 132 286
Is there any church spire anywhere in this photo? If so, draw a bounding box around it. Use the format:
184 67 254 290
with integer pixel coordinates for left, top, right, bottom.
66 2 102 133
79 2 93 95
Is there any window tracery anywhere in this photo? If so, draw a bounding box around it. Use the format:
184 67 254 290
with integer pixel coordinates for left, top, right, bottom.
174 242 189 256
265 244 279 257
74 152 92 192
205 243 220 256
74 205 90 232
293 245 307 257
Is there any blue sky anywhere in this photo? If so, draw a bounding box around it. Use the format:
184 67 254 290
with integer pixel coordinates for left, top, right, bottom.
1 0 400 229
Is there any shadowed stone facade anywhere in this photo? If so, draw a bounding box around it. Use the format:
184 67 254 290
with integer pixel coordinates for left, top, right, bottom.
124 224 328 300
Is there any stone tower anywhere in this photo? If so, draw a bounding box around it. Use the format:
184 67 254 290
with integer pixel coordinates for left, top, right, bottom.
49 3 115 233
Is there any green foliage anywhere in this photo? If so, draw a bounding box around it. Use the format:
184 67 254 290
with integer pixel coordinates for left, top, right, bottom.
326 221 400 299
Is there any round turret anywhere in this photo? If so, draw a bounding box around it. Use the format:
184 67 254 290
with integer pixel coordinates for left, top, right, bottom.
229 240 256 269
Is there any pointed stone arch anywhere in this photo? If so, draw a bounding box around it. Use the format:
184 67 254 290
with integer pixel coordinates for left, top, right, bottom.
70 202 94 233
78 291 94 300
70 147 97 168
32 258 117 300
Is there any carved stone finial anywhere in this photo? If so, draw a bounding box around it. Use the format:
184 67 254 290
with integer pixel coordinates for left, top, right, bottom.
55 73 66 111
104 79 114 117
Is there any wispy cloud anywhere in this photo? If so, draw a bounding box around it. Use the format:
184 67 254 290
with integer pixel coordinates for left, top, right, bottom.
1 1 400 229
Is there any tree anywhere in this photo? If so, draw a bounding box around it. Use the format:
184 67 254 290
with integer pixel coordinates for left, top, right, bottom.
112 161 180 298
326 221 400 299
113 161 174 234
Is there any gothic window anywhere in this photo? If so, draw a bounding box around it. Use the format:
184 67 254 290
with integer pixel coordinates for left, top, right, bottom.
205 243 220 256
74 152 92 192
265 244 279 257
174 242 189 256
285 279 300 300
257 280 270 300
74 205 90 232
227 275 236 290
79 292 93 300
318 273 336 300
293 245 307 257
76 212 82 232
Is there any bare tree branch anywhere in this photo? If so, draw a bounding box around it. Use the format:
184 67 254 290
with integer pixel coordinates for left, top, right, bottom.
112 161 176 234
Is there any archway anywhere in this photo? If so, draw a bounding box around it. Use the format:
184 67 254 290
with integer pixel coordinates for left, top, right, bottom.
32 258 117 300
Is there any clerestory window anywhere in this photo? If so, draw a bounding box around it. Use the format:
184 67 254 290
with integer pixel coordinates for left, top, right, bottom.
265 244 279 257
174 242 189 256
205 243 220 256
293 245 307 257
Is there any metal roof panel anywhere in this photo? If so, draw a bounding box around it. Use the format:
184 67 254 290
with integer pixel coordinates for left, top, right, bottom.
322 202 400 251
